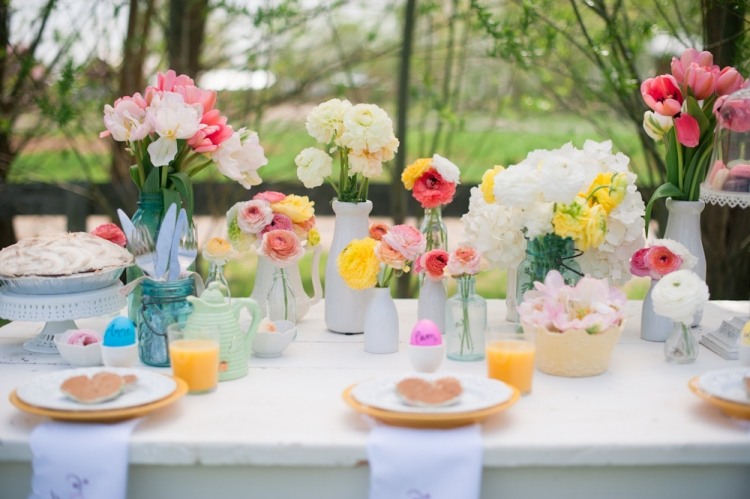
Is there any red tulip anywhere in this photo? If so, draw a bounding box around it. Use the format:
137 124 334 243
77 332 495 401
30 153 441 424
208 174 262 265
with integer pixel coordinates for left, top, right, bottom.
674 113 700 147
641 75 683 116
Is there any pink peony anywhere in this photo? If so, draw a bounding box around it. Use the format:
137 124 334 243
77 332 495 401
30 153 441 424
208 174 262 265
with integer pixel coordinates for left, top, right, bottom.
644 245 683 279
445 246 482 276
641 75 683 116
381 224 426 261
675 113 700 147
261 213 293 234
91 223 127 247
237 200 273 234
253 191 287 203
412 169 457 208
716 67 745 96
375 242 409 269
416 249 449 280
629 247 651 277
258 229 305 267
671 49 714 84
369 222 390 241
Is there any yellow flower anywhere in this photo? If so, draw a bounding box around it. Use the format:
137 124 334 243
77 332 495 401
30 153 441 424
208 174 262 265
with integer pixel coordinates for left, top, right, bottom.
553 197 607 251
480 165 505 203
271 194 315 223
580 204 607 250
307 227 321 247
401 158 433 190
202 237 233 261
337 237 380 290
585 172 627 213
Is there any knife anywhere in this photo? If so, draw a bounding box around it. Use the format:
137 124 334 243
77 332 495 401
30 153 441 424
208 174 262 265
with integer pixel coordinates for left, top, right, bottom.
117 209 136 243
167 209 188 281
154 203 177 279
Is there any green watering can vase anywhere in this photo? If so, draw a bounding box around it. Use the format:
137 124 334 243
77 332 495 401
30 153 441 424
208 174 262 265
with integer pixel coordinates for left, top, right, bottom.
185 282 262 381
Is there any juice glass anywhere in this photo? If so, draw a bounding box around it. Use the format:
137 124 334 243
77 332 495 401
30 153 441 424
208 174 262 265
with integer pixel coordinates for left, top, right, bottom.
167 324 220 394
485 324 535 395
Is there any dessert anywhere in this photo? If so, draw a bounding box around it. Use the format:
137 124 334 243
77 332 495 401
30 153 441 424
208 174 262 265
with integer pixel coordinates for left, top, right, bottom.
0 232 133 278
60 371 138 405
66 330 101 346
396 376 463 407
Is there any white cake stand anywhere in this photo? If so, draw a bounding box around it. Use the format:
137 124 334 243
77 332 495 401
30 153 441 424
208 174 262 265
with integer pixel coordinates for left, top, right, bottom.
0 283 126 353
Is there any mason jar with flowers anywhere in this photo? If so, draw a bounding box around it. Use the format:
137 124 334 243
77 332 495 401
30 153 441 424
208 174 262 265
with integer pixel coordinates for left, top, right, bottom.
444 246 487 361
294 99 399 333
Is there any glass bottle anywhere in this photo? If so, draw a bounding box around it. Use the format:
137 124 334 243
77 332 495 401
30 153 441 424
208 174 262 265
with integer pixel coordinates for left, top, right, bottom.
419 206 448 252
516 234 582 312
137 276 195 367
127 192 164 323
267 267 296 323
445 275 486 361
205 260 231 302
664 321 699 364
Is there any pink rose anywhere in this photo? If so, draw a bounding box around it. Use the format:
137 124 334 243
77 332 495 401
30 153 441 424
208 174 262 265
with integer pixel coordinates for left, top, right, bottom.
629 247 651 277
645 245 683 280
671 48 714 84
381 224 426 261
412 169 457 208
375 242 408 270
253 191 287 203
237 200 273 234
445 246 482 276
261 213 293 234
258 230 305 267
716 67 745 96
417 249 449 280
641 75 683 116
369 222 390 241
91 223 127 247
683 63 717 100
675 113 700 147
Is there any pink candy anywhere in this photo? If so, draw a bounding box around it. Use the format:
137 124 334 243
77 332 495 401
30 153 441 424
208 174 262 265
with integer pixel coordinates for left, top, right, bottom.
66 330 101 346
410 319 443 346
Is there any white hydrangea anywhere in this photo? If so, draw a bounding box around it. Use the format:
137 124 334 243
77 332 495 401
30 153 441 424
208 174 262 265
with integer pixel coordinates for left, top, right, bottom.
493 163 540 207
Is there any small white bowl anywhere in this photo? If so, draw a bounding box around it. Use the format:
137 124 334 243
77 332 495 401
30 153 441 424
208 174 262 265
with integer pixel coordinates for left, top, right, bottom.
251 320 296 358
407 343 445 373
54 331 103 367
101 343 138 367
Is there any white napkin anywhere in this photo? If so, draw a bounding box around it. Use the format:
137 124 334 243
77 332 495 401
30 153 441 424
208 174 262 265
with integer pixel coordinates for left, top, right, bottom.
29 419 141 499
367 423 483 499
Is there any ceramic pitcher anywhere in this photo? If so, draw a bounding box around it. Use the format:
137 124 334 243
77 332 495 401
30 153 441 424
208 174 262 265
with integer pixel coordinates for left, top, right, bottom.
251 245 322 321
185 283 261 381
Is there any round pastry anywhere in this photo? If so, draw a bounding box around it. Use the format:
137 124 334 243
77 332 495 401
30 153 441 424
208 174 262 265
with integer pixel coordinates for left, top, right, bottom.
0 232 133 277
395 376 463 407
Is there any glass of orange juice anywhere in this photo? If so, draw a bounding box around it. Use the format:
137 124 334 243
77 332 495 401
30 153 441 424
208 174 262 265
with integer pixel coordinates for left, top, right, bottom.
485 324 535 395
167 324 220 394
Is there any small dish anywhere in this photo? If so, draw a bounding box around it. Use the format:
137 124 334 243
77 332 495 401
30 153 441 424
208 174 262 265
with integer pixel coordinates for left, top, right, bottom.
102 343 138 368
407 343 445 373
251 320 296 358
54 331 103 367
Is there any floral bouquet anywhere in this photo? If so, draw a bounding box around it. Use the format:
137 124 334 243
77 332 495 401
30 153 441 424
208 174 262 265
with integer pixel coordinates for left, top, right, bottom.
295 99 399 202
444 246 485 359
630 239 696 280
641 48 747 224
100 70 268 214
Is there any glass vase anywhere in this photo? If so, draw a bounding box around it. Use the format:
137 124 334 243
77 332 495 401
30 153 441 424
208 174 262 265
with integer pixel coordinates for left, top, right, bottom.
445 275 486 361
515 234 582 311
126 192 164 323
420 206 448 252
205 260 231 302
136 276 195 367
267 267 297 323
664 321 699 364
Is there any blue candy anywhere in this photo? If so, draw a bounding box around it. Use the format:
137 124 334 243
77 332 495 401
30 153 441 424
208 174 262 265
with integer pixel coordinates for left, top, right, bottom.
103 316 137 347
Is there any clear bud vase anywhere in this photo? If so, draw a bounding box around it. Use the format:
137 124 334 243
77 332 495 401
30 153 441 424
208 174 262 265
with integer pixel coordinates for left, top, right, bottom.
205 260 231 302
420 206 448 252
664 321 699 364
267 267 296 323
445 275 486 361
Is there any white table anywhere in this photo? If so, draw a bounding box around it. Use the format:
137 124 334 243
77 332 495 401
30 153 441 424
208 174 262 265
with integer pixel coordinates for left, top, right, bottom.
0 300 749 499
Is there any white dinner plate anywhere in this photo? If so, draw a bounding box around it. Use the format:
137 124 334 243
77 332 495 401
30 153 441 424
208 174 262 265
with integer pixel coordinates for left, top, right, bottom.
697 367 750 406
16 367 177 412
350 373 512 414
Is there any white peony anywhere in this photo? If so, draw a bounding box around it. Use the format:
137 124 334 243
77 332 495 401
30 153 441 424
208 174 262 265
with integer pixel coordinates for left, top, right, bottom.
338 103 396 153
493 164 540 207
295 147 333 188
306 98 351 144
431 154 461 184
651 269 709 324
213 129 268 189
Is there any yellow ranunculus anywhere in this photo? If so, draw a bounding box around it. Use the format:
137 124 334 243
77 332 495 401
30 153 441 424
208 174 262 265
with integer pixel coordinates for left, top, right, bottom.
307 227 321 247
401 158 433 190
553 197 607 251
580 204 607 250
271 194 315 223
203 237 233 261
480 165 504 203
337 237 380 290
585 172 627 213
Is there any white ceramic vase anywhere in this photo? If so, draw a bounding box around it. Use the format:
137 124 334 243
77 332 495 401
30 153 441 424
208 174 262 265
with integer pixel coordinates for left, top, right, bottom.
640 280 673 342
251 246 322 322
364 287 399 354
417 277 447 334
325 200 373 333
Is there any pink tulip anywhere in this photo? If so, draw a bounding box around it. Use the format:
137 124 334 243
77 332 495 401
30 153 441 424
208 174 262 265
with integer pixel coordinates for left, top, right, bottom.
641 75 683 116
716 67 745 96
671 48 714 84
155 69 195 92
187 109 234 153
683 63 716 100
674 113 700 147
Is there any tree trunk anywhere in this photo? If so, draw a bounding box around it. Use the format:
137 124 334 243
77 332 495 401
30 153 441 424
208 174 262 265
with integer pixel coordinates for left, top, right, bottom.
701 0 750 299
168 0 209 76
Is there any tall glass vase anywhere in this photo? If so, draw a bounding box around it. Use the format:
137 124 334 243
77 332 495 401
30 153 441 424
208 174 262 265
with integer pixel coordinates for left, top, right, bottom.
515 234 582 311
325 200 373 333
445 275 486 361
127 192 164 323
420 206 448 252
205 260 230 302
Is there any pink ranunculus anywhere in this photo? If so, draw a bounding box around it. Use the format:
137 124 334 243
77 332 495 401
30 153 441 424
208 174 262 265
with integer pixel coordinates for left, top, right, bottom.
237 200 274 234
418 249 449 280
674 113 700 147
641 75 683 116
294 215 316 233
645 245 683 280
253 191 287 203
629 247 651 278
187 109 233 153
683 63 717 100
375 242 408 270
716 67 745 96
91 223 127 247
258 230 305 267
412 169 457 208
369 222 390 241
445 246 482 277
261 213 293 235
671 48 714 84
381 224 426 261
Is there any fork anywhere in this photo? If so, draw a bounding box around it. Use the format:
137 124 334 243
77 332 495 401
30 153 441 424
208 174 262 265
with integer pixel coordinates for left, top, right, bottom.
129 224 158 277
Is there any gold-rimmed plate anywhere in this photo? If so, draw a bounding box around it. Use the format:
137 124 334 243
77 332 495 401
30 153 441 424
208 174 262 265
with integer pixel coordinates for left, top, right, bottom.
688 376 750 420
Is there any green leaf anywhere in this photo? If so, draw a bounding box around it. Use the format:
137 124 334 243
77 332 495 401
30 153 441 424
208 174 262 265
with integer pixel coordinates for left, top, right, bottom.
687 96 709 135
664 129 679 186
128 165 142 189
644 182 685 233
169 171 194 220
162 189 182 217
142 168 161 194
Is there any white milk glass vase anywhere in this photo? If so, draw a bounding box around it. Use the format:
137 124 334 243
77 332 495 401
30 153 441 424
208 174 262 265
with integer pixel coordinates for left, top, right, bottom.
363 287 399 354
